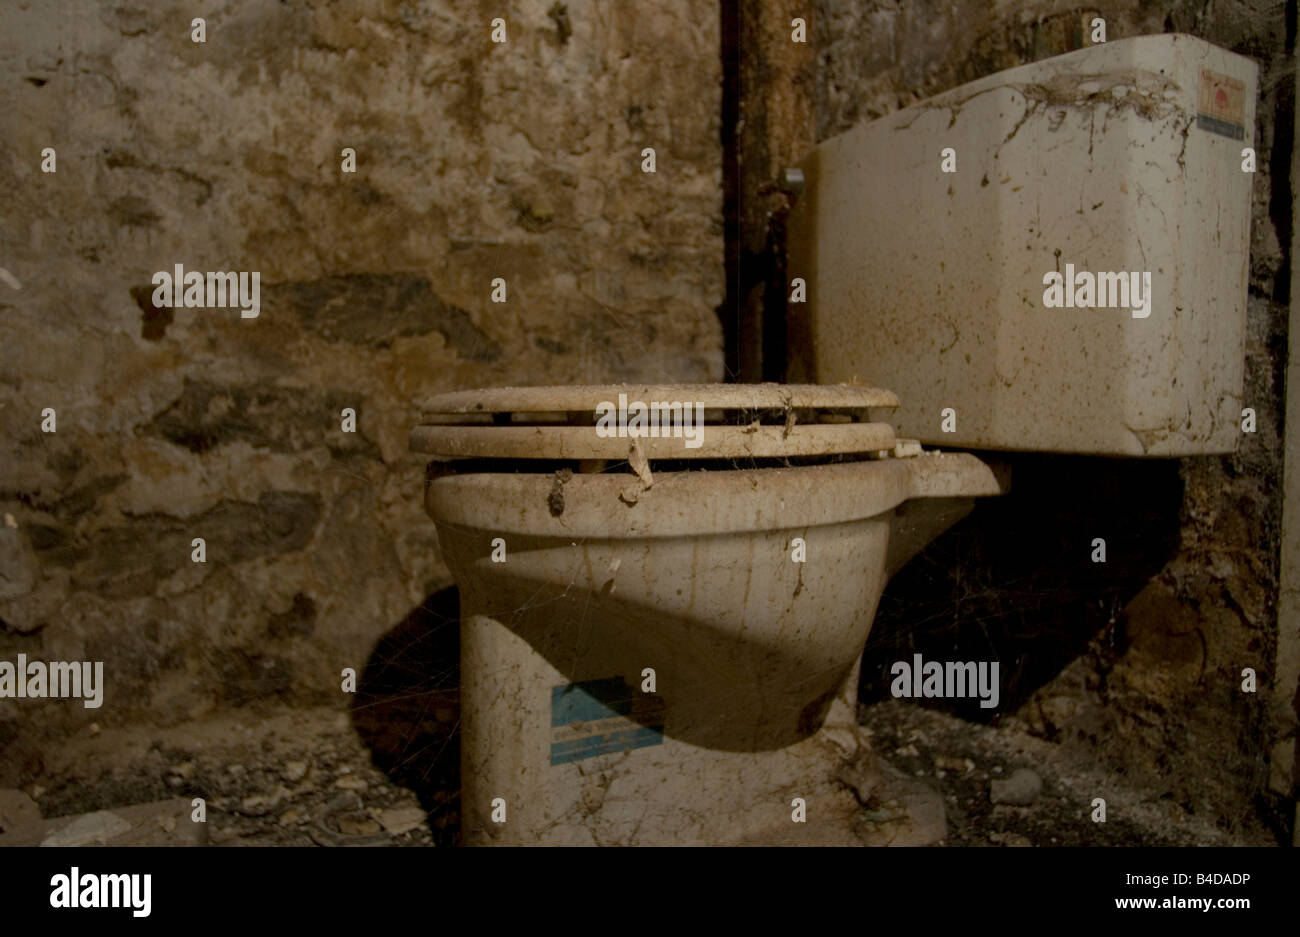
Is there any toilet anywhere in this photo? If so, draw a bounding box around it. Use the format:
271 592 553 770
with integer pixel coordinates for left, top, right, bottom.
411 34 1258 845
413 383 1008 844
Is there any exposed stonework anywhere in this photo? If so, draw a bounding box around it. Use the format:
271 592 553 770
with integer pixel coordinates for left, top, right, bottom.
0 0 722 781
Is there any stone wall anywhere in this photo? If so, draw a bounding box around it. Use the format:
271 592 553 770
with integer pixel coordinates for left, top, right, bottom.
0 0 722 783
816 0 1293 838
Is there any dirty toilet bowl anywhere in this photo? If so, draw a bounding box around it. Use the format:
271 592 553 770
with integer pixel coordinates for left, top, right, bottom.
411 383 1008 844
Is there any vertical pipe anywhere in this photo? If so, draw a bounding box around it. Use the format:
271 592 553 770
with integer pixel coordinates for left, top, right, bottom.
730 0 816 382
719 0 743 380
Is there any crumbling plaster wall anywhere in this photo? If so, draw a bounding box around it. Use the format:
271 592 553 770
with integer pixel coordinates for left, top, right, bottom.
0 0 723 782
815 0 1292 838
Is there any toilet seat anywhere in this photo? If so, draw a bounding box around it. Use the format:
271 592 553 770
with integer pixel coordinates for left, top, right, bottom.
410 383 903 462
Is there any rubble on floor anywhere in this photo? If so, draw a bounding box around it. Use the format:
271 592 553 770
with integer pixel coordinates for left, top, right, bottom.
16 706 454 847
859 699 1278 846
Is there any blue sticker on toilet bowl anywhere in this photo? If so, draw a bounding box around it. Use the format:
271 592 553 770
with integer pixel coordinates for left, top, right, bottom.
550 677 664 765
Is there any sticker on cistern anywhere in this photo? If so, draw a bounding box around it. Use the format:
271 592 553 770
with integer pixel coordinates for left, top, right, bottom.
1196 68 1246 140
550 677 665 765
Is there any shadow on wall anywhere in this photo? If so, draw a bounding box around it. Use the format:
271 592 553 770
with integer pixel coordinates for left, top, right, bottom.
351 586 461 847
860 453 1184 719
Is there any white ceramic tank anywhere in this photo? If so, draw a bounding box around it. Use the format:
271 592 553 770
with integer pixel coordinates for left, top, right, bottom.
787 34 1258 456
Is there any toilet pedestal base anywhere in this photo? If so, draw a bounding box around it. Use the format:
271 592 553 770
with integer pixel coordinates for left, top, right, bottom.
460 612 946 846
